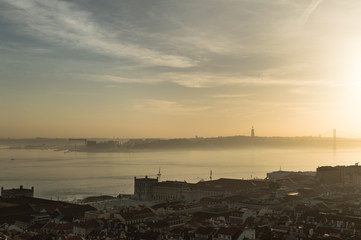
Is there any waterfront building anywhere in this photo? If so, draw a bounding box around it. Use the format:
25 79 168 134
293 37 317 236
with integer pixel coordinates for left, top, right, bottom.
316 164 361 187
134 176 158 201
151 181 199 202
267 170 315 180
134 177 268 202
1 185 34 198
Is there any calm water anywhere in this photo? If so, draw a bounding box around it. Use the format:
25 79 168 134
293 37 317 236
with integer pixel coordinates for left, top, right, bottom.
1 147 361 200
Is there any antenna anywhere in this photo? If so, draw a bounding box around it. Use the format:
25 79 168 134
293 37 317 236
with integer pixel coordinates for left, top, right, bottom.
210 170 213 181
157 168 161 179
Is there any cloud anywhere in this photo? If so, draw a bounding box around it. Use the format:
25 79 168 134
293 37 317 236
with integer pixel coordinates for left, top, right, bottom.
83 74 160 84
133 99 209 115
299 0 324 25
160 72 325 88
85 71 331 89
212 94 250 98
0 0 196 68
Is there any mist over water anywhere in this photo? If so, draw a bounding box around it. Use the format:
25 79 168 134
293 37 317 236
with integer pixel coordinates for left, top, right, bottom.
1 147 361 200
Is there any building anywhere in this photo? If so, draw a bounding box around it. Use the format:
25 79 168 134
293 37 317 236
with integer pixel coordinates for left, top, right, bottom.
134 177 268 202
316 164 361 187
212 227 243 240
1 186 34 198
267 170 315 180
73 220 100 237
134 176 159 201
84 210 112 220
151 181 198 202
195 178 268 199
114 208 156 225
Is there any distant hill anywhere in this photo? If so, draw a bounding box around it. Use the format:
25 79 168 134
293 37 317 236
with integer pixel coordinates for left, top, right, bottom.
119 135 360 151
2 135 361 152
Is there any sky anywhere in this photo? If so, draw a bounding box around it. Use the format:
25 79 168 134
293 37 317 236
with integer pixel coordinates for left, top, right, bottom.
1 0 361 138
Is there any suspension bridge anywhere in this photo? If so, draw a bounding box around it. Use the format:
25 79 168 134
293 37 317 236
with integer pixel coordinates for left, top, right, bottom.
317 129 361 139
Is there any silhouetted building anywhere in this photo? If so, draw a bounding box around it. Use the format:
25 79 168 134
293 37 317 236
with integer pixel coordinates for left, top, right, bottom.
151 181 197 201
134 176 158 201
316 165 361 186
267 170 315 180
134 177 268 202
1 185 34 198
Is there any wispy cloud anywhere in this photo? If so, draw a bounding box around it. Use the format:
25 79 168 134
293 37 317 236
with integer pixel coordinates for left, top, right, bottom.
0 0 196 68
299 0 324 25
85 72 331 89
83 74 160 85
160 72 325 88
212 94 250 99
133 99 209 115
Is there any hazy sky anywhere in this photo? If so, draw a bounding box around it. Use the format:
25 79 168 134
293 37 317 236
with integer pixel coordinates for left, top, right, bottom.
1 0 361 138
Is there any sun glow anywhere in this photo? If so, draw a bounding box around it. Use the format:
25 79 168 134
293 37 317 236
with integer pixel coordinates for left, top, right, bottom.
318 43 361 137
334 47 361 134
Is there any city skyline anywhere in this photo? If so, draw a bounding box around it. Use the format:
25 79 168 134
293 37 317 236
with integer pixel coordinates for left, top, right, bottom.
1 0 361 138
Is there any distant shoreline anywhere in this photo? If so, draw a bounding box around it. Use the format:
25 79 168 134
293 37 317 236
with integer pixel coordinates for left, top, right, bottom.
1 135 361 152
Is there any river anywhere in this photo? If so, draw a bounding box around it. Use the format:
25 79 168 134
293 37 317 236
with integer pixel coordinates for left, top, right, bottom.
1 147 360 200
